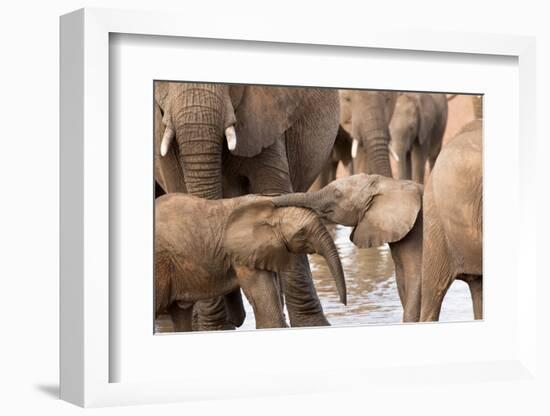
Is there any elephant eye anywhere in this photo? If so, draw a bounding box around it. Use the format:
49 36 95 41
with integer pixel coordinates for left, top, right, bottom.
334 189 343 199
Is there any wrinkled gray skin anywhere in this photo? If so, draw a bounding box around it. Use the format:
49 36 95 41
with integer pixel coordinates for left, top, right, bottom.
389 93 448 183
155 194 346 330
420 120 482 321
339 90 398 177
310 126 353 191
273 174 424 322
155 82 340 330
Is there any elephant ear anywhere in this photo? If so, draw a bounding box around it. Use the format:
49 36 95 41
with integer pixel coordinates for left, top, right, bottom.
224 201 306 272
230 86 305 157
417 94 439 146
154 81 170 108
350 184 422 248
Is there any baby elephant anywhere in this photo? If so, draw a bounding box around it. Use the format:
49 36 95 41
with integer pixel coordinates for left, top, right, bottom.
155 194 346 330
273 174 423 321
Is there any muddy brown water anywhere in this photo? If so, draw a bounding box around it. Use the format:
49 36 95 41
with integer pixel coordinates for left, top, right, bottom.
155 224 473 332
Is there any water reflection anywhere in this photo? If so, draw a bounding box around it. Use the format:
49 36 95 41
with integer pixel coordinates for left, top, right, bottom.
155 224 473 332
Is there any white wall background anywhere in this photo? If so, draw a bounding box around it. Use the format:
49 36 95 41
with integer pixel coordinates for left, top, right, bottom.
0 0 548 414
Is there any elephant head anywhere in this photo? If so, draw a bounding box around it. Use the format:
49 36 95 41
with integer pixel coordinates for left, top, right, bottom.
339 90 398 177
271 174 422 248
389 93 448 181
154 82 306 198
224 201 347 305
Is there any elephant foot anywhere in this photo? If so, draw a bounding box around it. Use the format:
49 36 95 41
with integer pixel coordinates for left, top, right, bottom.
281 254 331 328
192 315 236 331
288 313 330 327
191 298 237 331
287 302 330 327
168 303 193 332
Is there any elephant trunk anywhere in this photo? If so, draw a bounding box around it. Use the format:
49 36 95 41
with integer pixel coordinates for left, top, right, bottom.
363 132 393 178
272 190 328 214
306 219 347 305
352 102 393 177
174 84 225 200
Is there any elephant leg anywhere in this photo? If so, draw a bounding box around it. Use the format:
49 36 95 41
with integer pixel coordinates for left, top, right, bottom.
411 143 426 184
223 289 246 328
274 272 286 321
280 255 329 326
393 259 406 307
466 276 483 320
192 297 237 331
235 267 287 329
390 210 423 322
246 141 329 327
168 302 193 332
420 258 453 322
420 216 454 322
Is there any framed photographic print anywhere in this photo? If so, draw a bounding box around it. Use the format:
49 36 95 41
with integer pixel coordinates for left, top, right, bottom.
60 7 538 408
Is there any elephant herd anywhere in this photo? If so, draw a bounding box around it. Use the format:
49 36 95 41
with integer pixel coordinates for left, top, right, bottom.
154 82 483 331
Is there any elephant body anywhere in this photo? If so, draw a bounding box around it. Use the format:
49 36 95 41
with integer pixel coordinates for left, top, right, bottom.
154 82 341 330
389 93 448 183
420 119 482 321
155 193 346 330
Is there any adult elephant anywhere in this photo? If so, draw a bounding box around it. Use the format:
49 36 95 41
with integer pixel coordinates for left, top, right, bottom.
154 82 340 330
389 93 448 183
420 119 483 321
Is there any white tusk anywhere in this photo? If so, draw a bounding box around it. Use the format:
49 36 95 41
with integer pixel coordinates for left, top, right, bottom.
389 146 400 162
225 125 237 151
351 138 359 159
160 127 175 157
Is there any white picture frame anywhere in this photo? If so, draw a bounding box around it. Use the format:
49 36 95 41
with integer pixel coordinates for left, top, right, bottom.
60 7 538 408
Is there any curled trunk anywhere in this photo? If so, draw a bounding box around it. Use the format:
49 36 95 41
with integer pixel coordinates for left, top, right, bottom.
308 220 347 305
